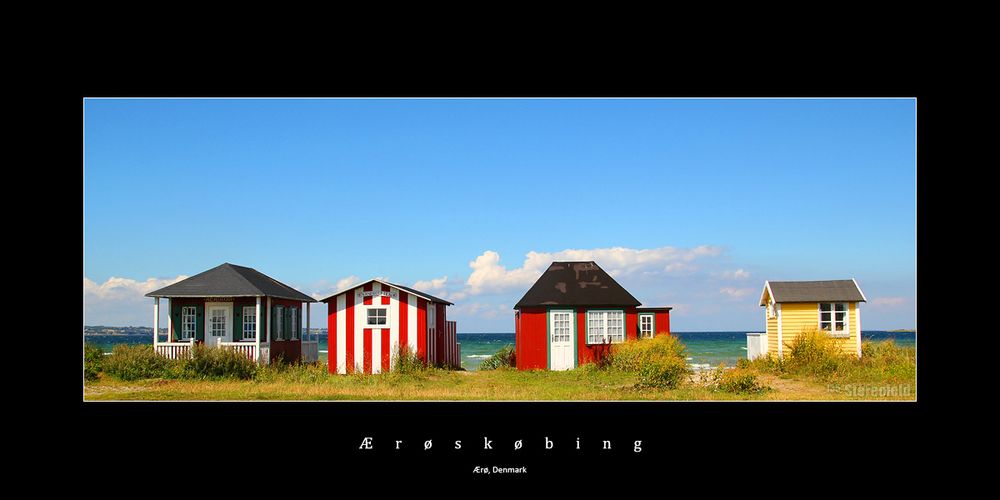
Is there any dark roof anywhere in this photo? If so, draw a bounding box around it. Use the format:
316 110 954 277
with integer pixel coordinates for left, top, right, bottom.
761 280 866 305
514 261 641 309
318 278 453 305
637 306 673 311
145 263 315 302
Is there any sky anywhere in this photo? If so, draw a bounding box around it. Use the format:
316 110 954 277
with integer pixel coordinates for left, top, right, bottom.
83 98 916 331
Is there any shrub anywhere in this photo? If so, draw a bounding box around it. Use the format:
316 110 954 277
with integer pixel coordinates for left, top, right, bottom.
391 344 428 374
713 365 767 394
182 344 257 380
605 335 690 389
84 344 106 381
103 344 176 381
478 344 516 371
783 327 849 378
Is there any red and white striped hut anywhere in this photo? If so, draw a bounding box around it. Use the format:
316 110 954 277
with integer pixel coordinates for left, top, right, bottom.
320 279 459 374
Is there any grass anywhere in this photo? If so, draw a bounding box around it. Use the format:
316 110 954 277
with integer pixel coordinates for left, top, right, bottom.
84 336 916 401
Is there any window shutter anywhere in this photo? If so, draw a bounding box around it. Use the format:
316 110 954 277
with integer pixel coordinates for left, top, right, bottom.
195 305 205 343
271 306 278 341
234 305 243 341
170 306 181 342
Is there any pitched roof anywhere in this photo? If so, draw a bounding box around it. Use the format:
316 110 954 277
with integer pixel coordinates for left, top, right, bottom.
760 279 867 306
145 263 315 302
318 278 453 305
514 261 641 309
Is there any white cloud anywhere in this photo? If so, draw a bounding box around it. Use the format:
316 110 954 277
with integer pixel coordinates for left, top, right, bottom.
83 275 188 326
336 275 362 291
718 269 751 280
719 287 755 299
413 276 448 291
463 246 723 296
449 302 511 321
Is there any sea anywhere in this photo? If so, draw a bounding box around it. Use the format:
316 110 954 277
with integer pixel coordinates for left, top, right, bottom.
84 331 915 371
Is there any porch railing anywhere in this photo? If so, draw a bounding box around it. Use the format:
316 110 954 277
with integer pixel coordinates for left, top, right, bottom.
155 339 195 359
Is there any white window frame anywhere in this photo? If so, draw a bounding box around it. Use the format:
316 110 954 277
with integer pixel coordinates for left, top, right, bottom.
638 313 654 339
586 310 624 345
181 306 196 340
365 306 390 327
819 302 850 338
242 306 256 341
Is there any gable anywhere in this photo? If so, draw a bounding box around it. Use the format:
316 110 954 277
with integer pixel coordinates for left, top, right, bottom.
514 261 641 308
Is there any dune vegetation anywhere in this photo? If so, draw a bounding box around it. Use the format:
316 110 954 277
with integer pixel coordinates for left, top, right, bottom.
83 333 915 401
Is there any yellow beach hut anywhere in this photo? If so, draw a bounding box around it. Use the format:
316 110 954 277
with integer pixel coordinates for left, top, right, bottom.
753 279 867 359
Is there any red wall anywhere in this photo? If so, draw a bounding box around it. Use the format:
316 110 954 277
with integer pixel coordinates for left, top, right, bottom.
269 297 304 364
515 308 548 370
656 311 671 336
517 306 639 370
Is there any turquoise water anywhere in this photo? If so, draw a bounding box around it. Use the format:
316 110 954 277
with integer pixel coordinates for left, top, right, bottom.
85 331 915 371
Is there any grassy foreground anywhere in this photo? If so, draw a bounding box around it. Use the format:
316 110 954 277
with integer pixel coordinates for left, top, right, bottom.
84 335 915 401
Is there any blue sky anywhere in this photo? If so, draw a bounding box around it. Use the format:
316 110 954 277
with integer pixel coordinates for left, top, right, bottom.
83 98 916 331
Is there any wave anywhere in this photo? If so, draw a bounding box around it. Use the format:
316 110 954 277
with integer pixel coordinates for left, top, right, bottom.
465 354 492 359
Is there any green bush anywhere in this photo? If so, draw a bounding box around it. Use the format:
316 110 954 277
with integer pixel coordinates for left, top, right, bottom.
84 344 106 381
391 344 428 374
478 344 516 371
103 344 177 381
182 344 257 380
605 335 690 389
713 365 767 394
783 327 849 378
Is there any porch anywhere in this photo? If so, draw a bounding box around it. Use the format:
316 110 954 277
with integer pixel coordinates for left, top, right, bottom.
150 296 318 365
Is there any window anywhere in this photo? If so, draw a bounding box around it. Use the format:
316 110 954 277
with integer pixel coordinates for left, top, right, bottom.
243 306 256 340
181 306 196 340
819 303 848 335
367 307 388 327
587 310 624 344
209 308 226 338
291 307 299 340
551 311 572 343
274 306 284 341
639 314 654 338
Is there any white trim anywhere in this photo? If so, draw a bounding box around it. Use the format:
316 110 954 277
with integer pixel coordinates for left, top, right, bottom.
255 297 262 363
406 291 418 354
336 294 346 374
852 278 868 302
241 306 257 340
166 298 172 343
180 305 197 340
776 303 783 358
759 281 775 307
856 303 862 358
153 298 160 346
638 313 654 339
818 302 849 335
320 278 450 306
363 305 390 327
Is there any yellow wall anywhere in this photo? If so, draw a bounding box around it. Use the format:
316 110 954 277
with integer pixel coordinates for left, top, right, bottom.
769 302 859 358
765 305 778 355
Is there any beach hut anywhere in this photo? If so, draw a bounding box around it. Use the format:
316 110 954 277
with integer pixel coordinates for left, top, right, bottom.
753 279 867 359
513 261 672 371
144 263 318 364
320 279 459 374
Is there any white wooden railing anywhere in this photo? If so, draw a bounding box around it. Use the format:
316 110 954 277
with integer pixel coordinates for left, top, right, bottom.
218 340 258 362
155 339 195 359
301 341 319 363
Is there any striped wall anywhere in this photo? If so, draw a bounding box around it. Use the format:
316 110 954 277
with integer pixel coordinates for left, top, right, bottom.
326 281 458 374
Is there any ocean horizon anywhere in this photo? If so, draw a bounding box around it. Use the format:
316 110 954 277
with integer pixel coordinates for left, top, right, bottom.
84 330 916 371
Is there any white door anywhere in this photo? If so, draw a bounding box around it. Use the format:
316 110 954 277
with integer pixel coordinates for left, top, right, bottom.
206 303 233 345
549 310 574 371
